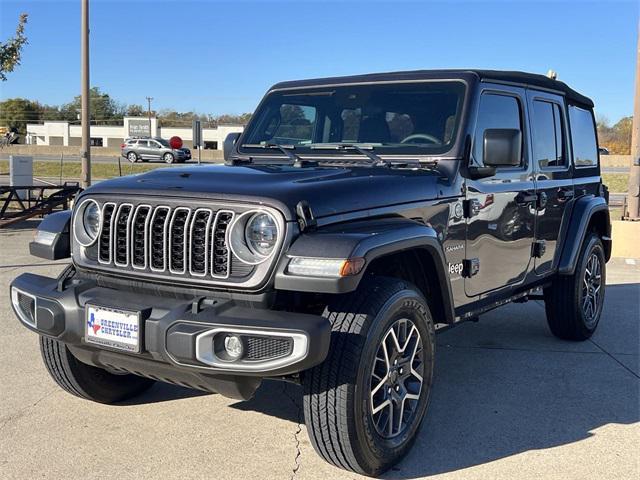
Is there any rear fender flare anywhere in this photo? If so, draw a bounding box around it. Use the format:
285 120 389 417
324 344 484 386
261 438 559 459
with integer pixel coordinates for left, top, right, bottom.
557 196 611 275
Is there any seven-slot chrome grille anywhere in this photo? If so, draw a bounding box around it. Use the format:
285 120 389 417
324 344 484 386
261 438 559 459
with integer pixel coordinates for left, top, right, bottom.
74 197 287 289
96 203 236 279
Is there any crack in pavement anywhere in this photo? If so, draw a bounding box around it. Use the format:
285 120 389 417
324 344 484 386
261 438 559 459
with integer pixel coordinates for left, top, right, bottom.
589 338 640 379
0 388 57 432
281 382 303 480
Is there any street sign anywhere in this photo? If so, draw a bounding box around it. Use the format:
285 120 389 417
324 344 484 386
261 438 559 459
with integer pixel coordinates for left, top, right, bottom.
192 120 202 148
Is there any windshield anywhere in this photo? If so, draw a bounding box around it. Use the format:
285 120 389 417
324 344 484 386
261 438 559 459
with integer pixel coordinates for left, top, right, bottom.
240 81 465 156
157 138 170 147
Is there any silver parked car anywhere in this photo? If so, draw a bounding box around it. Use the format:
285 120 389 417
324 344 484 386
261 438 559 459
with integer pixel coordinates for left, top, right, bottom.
121 137 191 163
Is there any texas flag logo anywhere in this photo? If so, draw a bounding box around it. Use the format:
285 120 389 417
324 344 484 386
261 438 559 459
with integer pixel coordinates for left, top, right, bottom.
87 313 101 335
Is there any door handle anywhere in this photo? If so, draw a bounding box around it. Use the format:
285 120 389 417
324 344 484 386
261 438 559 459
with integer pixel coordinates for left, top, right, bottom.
558 188 575 201
516 191 537 205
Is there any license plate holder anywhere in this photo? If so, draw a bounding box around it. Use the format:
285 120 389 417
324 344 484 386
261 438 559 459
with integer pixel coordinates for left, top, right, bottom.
85 304 141 353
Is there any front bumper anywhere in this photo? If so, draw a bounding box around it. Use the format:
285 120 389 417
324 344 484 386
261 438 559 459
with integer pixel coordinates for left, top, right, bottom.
10 271 330 399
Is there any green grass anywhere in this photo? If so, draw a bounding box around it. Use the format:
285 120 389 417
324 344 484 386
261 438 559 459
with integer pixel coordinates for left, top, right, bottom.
601 173 628 193
0 160 185 181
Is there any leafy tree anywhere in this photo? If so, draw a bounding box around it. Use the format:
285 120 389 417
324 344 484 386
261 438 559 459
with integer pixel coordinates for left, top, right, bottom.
0 98 40 135
598 116 632 154
215 113 252 126
61 87 125 123
126 104 146 117
0 13 28 81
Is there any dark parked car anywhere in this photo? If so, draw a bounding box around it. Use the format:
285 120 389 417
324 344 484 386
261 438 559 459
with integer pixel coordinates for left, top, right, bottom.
121 136 191 163
12 69 610 476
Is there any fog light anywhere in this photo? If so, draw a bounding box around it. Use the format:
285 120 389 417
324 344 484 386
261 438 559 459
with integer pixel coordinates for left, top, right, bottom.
224 335 244 360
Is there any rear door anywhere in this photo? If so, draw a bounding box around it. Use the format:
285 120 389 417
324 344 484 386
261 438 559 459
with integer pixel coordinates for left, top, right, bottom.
465 85 536 297
148 140 164 160
527 91 574 274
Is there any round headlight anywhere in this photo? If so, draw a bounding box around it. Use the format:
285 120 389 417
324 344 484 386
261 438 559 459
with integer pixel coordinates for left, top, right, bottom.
229 210 280 265
73 199 101 247
83 201 101 239
245 213 278 257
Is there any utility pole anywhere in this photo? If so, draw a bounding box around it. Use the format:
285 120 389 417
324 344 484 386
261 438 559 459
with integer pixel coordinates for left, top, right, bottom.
80 0 91 188
146 96 153 137
627 20 640 220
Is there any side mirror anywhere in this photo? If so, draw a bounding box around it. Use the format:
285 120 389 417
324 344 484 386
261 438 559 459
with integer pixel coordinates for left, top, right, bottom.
483 128 522 167
223 132 242 161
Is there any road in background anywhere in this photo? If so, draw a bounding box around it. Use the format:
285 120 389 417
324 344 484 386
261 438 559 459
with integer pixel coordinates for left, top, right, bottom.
0 153 631 172
0 153 221 165
0 223 638 480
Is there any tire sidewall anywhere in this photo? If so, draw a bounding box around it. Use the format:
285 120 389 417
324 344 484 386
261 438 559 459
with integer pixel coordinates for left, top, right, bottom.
572 234 606 336
353 288 435 471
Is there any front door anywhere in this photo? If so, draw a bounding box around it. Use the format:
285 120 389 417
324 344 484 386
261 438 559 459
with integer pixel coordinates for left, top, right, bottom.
465 86 536 297
527 91 574 275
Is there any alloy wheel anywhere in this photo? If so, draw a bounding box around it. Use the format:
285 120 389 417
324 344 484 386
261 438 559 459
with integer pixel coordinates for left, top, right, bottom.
582 252 602 326
370 318 425 439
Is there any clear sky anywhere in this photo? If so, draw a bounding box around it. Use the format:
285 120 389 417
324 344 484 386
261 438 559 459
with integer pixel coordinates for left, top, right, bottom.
0 0 636 122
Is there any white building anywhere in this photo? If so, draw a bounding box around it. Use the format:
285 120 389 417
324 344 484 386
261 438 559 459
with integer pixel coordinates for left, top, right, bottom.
25 117 244 150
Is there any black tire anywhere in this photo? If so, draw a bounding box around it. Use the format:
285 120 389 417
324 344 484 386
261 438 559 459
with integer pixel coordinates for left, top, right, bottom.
163 152 175 164
39 336 155 404
126 151 138 163
302 277 435 476
544 232 606 340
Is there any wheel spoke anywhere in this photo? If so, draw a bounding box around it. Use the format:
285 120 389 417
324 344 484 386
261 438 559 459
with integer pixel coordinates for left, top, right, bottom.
372 398 391 415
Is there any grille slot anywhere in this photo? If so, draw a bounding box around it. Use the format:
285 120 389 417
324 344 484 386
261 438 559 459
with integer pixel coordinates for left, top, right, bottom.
169 208 191 274
98 203 115 263
131 205 151 269
113 204 133 266
149 207 170 271
211 211 234 278
189 209 213 276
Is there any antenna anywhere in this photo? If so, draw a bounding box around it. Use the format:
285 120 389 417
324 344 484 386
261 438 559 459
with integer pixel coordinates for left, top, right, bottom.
546 69 558 80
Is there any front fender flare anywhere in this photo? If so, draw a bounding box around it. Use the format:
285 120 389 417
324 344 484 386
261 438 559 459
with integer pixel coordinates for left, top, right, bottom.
274 220 455 323
29 210 72 260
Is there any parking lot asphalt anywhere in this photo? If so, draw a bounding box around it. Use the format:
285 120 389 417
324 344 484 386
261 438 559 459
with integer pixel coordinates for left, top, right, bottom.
1 221 638 480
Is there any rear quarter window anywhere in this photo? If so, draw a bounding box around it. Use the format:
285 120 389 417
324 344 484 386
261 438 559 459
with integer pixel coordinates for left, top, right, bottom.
568 105 598 168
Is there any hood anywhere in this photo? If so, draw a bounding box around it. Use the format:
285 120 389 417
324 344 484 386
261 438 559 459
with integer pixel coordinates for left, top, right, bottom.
84 164 447 220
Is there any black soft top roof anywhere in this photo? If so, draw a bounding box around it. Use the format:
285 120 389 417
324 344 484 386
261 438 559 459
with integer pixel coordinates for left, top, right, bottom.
270 69 593 108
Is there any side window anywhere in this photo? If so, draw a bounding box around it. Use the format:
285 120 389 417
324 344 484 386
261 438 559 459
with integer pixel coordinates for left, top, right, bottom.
569 105 598 168
531 100 565 168
473 93 523 167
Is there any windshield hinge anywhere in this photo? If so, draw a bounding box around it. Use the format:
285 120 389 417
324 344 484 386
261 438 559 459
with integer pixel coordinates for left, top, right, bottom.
463 199 481 218
296 201 317 232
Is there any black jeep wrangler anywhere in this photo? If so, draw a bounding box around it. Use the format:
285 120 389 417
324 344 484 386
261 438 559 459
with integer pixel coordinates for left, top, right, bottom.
11 70 611 476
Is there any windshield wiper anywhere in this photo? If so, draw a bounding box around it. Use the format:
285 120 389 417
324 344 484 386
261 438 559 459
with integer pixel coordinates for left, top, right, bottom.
241 143 310 167
308 143 390 167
